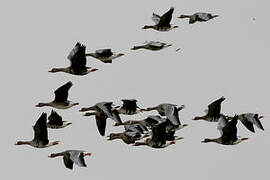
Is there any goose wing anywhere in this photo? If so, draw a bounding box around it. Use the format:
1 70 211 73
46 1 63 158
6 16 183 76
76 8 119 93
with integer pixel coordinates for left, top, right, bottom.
152 13 161 24
221 115 238 144
48 110 63 126
217 115 228 136
111 109 122 124
163 104 181 126
239 113 264 132
97 102 114 119
68 42 87 73
95 49 113 57
33 113 49 145
95 111 107 136
121 99 138 114
63 153 74 170
144 115 165 128
151 121 168 145
207 96 225 118
54 81 72 103
69 150 87 167
157 7 174 27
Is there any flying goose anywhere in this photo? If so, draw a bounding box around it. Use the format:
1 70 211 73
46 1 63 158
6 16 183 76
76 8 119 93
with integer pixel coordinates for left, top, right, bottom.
49 42 98 75
47 110 72 129
131 41 172 51
86 49 124 63
15 113 59 148
107 124 149 144
178 12 218 24
193 96 225 122
116 99 142 115
227 113 264 133
141 104 185 127
36 81 79 109
142 7 178 32
48 150 91 170
80 102 122 136
201 115 248 145
133 121 182 148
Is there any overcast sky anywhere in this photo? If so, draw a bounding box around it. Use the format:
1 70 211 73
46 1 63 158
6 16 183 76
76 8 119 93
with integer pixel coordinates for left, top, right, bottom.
1 0 269 179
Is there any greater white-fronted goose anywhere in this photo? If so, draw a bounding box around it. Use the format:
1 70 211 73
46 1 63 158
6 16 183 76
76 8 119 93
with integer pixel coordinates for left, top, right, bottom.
48 150 91 170
36 81 79 109
141 103 185 127
49 42 98 75
47 110 72 129
131 41 172 51
80 102 122 136
142 7 178 32
193 96 225 122
15 113 59 148
227 113 264 133
107 124 149 144
133 121 182 148
86 49 124 63
116 99 142 115
178 12 218 24
201 115 248 145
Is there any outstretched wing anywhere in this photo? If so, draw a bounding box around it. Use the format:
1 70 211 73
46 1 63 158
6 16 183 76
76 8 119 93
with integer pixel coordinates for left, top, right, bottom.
95 49 113 57
68 42 87 73
54 81 72 103
48 110 63 126
152 13 161 24
63 153 73 170
33 113 49 145
69 151 87 167
207 96 225 118
217 115 228 136
163 104 180 126
158 7 174 27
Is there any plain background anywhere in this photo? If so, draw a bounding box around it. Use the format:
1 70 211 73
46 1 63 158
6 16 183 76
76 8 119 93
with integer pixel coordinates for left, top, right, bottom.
1 0 269 179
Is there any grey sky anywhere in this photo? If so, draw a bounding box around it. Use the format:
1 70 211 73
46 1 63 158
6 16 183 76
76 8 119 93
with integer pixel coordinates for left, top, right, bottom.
1 0 269 179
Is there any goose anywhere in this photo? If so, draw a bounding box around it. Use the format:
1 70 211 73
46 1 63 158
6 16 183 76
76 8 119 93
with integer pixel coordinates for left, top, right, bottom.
48 150 91 170
85 49 124 63
107 124 149 144
141 104 185 127
36 81 79 109
116 99 142 115
80 102 122 136
119 115 186 141
15 113 59 148
47 110 72 129
193 96 225 122
178 12 218 24
131 41 172 51
202 115 248 145
49 42 98 75
226 113 264 133
142 7 178 32
133 121 182 148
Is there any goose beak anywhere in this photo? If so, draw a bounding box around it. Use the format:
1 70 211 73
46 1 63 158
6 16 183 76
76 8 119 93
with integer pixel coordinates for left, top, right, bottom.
84 153 92 157
90 68 98 72
241 138 248 141
52 141 60 146
212 15 219 18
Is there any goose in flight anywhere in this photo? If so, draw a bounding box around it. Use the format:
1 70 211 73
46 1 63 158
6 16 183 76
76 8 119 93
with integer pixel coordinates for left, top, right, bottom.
49 42 98 75
47 110 72 129
116 99 142 115
142 7 178 32
202 115 248 145
15 113 59 148
80 102 122 136
36 81 79 109
193 96 225 122
227 113 264 133
178 12 218 24
141 104 185 127
131 41 172 51
86 49 124 63
133 121 182 148
48 150 91 170
107 124 149 144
